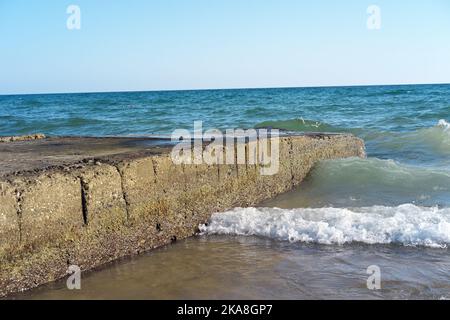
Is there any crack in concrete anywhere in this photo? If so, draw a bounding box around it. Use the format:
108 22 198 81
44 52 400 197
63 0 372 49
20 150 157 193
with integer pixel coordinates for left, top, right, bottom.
288 137 295 187
79 177 89 225
114 164 131 222
14 188 23 243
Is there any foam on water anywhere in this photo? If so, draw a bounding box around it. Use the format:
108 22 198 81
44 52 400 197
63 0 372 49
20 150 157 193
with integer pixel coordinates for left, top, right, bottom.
438 119 450 130
200 204 450 248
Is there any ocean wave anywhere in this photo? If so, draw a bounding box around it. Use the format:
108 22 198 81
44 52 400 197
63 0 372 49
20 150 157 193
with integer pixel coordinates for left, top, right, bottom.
384 89 413 95
254 118 348 133
200 204 450 248
255 118 450 160
272 157 450 208
65 117 105 126
368 119 450 156
311 157 450 190
255 118 362 134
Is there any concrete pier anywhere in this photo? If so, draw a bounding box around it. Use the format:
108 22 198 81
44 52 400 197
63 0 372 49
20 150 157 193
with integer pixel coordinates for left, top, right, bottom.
0 134 365 297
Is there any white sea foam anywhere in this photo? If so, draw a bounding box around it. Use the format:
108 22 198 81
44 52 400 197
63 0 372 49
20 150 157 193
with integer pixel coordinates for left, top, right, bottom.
437 119 450 131
200 204 450 248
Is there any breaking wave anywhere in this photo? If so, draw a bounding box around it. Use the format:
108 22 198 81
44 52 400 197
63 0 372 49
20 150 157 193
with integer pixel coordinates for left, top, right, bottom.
200 205 450 248
300 157 450 207
369 119 450 157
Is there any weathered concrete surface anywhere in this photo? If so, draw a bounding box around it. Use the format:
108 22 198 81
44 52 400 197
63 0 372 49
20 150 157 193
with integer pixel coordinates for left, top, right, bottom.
0 134 365 297
0 136 174 176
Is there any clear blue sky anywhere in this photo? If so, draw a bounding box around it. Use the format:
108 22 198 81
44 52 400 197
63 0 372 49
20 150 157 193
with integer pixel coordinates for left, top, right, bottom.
1 0 449 94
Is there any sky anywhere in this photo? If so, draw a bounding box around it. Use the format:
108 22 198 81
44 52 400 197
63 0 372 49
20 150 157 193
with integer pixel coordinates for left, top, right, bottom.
0 0 450 94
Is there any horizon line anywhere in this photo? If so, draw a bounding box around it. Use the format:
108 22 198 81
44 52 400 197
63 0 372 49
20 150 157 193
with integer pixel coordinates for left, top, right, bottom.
1 81 450 97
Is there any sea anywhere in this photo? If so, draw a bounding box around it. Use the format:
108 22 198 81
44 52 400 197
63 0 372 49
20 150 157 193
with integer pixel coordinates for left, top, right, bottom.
2 84 450 299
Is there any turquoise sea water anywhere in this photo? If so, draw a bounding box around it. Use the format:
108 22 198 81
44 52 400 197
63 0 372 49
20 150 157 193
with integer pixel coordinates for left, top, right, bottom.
1 85 448 138
3 84 450 299
2 84 449 206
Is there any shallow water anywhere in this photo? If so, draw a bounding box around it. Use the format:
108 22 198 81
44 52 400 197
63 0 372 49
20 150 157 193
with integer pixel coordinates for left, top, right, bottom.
14 236 450 300
3 84 450 299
